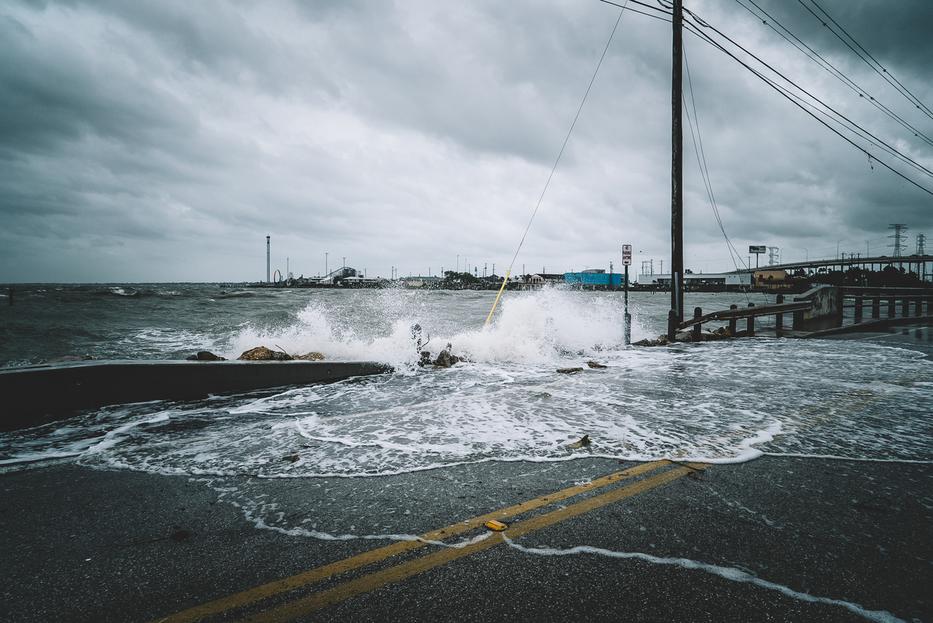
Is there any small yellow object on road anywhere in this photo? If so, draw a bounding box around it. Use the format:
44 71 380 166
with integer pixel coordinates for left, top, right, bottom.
484 520 509 532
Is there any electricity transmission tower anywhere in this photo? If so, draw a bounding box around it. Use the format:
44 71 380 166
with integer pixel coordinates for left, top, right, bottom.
888 224 908 257
917 233 926 255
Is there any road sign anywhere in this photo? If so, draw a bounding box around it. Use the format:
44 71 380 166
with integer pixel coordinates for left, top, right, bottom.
622 244 632 266
749 245 766 254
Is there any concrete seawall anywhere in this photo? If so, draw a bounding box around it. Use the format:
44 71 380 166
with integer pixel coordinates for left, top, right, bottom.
0 360 392 431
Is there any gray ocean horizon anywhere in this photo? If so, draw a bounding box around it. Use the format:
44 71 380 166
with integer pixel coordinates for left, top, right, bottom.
1 284 930 480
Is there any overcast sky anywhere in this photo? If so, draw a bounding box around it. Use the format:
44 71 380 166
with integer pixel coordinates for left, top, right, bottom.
1 0 931 282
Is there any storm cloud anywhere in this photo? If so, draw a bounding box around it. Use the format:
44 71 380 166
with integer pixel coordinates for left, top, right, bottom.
1 0 930 281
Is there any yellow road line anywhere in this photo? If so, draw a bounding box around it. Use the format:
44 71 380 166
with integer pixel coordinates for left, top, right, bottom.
154 460 669 623
245 463 706 623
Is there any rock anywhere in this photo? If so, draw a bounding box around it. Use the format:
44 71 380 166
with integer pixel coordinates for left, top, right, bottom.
283 453 300 463
237 346 292 361
556 367 584 374
186 351 225 361
418 351 432 367
674 330 693 342
566 435 591 449
433 349 460 368
633 336 669 347
294 352 325 361
586 361 607 369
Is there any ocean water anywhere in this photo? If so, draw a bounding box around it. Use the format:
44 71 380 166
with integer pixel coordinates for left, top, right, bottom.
1 284 931 477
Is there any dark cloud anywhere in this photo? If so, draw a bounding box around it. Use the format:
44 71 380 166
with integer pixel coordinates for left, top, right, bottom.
0 0 930 282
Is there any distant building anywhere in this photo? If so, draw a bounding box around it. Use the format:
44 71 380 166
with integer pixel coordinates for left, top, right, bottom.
400 276 442 288
753 270 789 289
564 271 624 288
639 272 751 288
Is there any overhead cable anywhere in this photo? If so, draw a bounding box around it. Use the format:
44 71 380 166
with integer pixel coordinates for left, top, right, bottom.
681 19 933 198
681 5 933 182
734 0 933 149
797 0 933 121
484 4 630 326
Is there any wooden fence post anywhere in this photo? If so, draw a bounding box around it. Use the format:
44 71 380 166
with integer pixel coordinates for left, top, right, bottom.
728 304 737 336
775 294 784 336
747 303 755 336
692 307 702 341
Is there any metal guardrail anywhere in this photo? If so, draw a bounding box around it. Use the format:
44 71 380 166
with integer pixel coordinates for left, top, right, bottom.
668 286 933 340
674 295 809 338
840 287 933 325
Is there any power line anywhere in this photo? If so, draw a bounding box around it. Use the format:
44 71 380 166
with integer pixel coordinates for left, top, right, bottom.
733 0 933 149
486 3 630 324
797 0 933 121
681 6 933 183
597 0 671 23
682 43 748 272
679 11 933 198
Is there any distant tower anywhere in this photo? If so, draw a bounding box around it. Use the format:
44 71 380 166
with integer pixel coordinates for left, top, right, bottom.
767 246 780 266
917 233 926 255
266 236 271 283
888 224 907 257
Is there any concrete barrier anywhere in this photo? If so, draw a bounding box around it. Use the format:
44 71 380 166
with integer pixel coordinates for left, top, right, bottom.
0 360 392 431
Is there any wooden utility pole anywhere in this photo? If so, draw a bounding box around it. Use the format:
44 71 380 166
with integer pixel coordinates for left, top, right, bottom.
669 0 684 340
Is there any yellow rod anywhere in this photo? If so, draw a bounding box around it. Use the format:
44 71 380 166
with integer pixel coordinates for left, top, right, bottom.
483 269 511 326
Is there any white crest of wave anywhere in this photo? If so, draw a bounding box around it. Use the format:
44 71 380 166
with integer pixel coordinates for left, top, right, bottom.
223 288 636 365
450 290 629 363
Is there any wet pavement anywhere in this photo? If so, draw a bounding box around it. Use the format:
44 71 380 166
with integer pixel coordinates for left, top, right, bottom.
1 454 930 622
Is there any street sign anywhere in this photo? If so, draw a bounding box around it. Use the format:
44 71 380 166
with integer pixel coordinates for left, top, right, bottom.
621 244 632 266
749 245 766 254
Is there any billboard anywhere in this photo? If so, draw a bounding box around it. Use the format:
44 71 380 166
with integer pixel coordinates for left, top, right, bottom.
749 245 766 254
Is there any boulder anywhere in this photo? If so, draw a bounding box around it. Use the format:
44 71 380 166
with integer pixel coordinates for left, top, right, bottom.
433 349 460 368
586 361 607 369
418 351 433 367
186 351 225 361
556 367 584 374
633 336 669 347
295 352 325 361
566 435 591 449
238 346 292 361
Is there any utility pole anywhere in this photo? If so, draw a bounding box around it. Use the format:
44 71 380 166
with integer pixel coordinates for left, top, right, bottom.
669 0 684 340
492 263 496 276
325 252 329 277
916 233 926 255
266 235 271 283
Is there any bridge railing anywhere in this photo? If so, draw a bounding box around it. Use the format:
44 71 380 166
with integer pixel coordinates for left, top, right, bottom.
840 287 933 325
670 285 932 339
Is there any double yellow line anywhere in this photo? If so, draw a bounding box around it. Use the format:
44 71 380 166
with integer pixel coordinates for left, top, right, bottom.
155 460 705 623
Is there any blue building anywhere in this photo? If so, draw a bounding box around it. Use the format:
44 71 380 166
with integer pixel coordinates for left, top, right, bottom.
563 270 625 288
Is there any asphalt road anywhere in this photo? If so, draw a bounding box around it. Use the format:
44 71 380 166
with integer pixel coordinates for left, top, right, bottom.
1 453 930 623
2 325 930 623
